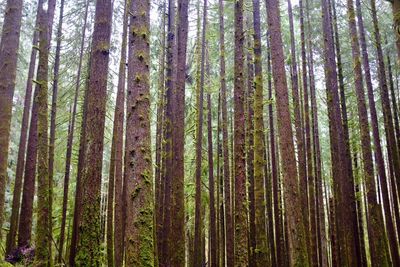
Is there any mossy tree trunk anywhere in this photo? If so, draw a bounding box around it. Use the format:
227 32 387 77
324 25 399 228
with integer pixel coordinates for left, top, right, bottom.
34 1 51 264
252 0 269 265
124 0 154 265
233 0 249 265
75 0 113 265
0 0 23 241
245 12 255 267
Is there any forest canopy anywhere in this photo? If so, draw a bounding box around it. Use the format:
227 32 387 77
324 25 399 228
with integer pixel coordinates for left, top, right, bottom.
0 0 400 266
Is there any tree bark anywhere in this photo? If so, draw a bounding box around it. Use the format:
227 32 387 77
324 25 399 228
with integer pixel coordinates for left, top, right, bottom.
105 1 128 266
34 3 51 264
218 0 234 265
0 0 23 240
321 0 359 264
233 0 249 265
252 0 269 265
124 0 154 264
265 0 309 264
75 0 112 264
6 0 41 253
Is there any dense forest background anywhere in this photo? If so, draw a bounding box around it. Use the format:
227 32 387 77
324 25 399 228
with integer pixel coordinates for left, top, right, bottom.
0 0 400 266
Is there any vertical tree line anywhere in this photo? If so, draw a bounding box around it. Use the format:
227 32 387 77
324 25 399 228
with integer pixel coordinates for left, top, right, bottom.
0 0 399 266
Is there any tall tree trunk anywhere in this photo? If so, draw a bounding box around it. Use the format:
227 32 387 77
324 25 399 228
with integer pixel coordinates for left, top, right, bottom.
160 0 176 264
75 0 112 264
245 12 256 267
155 2 166 261
106 1 128 266
321 0 359 264
59 1 89 264
124 0 154 264
193 1 207 265
266 30 283 267
6 0 41 253
233 0 249 265
18 86 39 248
207 92 218 267
252 0 269 265
70 51 91 266
217 93 226 267
0 0 23 240
35 1 51 263
218 0 234 265
299 0 317 263
48 0 65 262
287 3 311 260
265 0 309 264
305 0 327 264
166 0 189 265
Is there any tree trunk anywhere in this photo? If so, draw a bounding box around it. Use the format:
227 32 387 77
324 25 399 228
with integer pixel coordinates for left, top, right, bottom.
321 0 359 264
252 0 269 265
34 3 51 264
169 0 189 265
265 0 309 264
75 0 112 264
218 0 234 265
266 30 284 267
233 0 249 265
160 0 176 264
155 2 166 262
193 1 207 265
124 0 154 264
105 1 128 266
305 0 327 264
60 1 89 264
299 0 317 263
287 3 311 260
207 92 218 267
245 12 255 267
6 0 40 253
0 0 23 240
70 51 91 266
